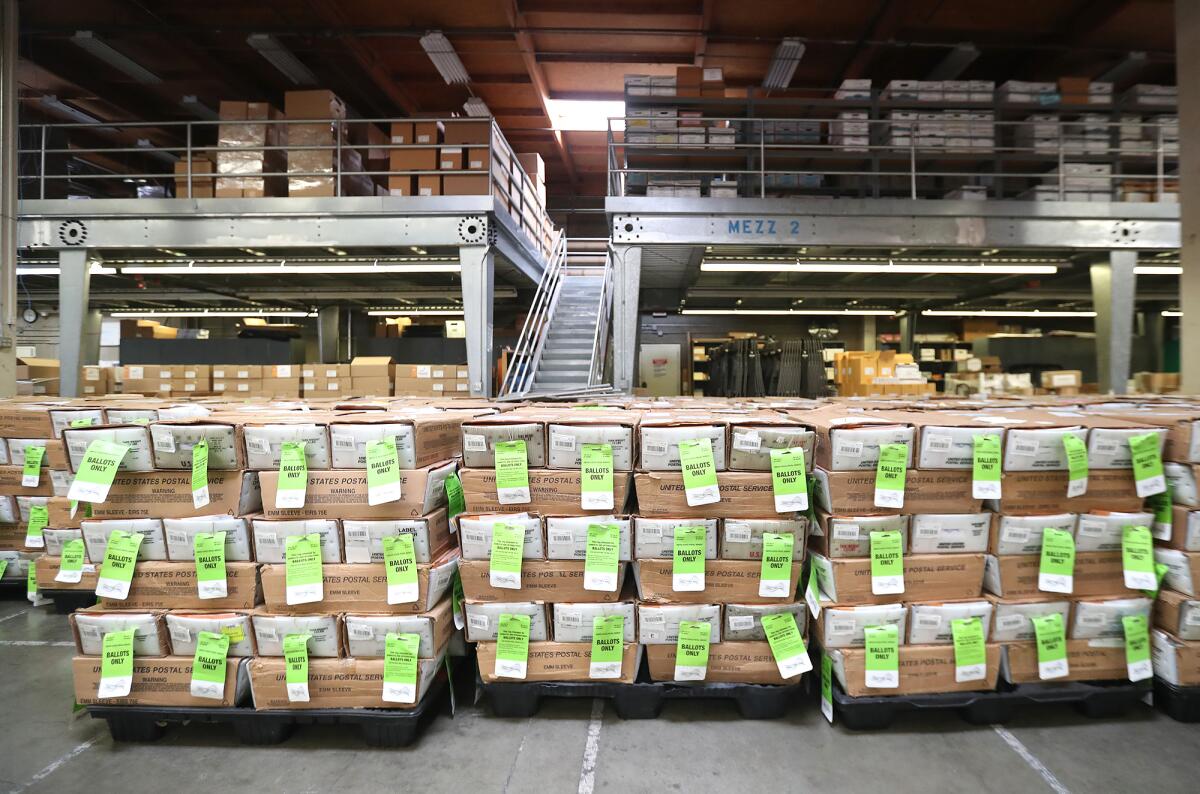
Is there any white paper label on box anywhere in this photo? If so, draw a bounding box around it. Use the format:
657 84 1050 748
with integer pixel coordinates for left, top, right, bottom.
1095 440 1119 454
1079 613 1106 626
926 434 954 452
733 433 761 452
1039 658 1069 680
158 370 172 379
639 524 662 538
1184 610 1200 626
832 524 861 541
728 615 755 631
332 434 357 451
237 370 249 378
463 529 488 546
170 625 192 643
558 610 582 628
349 624 375 640
287 682 310 702
956 662 987 683
916 614 943 628
865 669 898 688
415 366 432 379
673 571 705 592
837 441 864 458
276 365 291 378
997 614 1026 631
495 658 527 679
828 619 856 636
1051 373 1076 387
1002 526 1031 544
154 434 177 453
1038 572 1073 594
674 662 706 681
551 433 576 452
644 441 668 456
463 434 488 452
128 367 144 380
916 524 940 538
1067 475 1088 499
548 530 575 546
1012 439 1040 457
257 626 279 642
468 614 490 632
590 660 622 679
724 523 752 543
1077 519 1105 537
247 437 270 454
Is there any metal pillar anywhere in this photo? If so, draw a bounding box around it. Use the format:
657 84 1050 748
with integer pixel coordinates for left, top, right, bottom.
898 312 915 355
460 245 494 397
0 1 17 396
57 249 91 398
862 316 877 352
318 306 341 363
1180 0 1200 392
610 245 642 393
1091 251 1137 394
1144 303 1166 374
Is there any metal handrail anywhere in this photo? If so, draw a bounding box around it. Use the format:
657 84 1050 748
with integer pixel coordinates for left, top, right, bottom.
588 249 615 387
498 230 568 399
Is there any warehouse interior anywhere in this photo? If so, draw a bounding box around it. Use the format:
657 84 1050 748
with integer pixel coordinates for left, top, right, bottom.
3 1 1200 792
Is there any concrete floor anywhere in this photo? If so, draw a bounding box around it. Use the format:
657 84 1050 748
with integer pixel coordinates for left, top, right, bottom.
3 597 1199 794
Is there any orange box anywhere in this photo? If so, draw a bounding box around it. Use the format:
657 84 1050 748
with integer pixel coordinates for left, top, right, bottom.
416 175 441 196
439 147 464 170
442 174 489 195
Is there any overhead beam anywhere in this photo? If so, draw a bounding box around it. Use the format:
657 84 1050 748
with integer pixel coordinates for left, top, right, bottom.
1096 51 1148 85
536 51 695 64
306 0 419 114
693 0 714 67
504 0 579 187
925 43 979 80
838 0 903 81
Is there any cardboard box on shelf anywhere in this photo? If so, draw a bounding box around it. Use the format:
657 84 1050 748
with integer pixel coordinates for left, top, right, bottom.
248 654 445 709
35 555 99 591
458 559 627 603
994 470 1142 513
644 641 794 685
459 469 633 516
97 561 260 610
810 553 986 605
1151 629 1200 686
831 644 1001 696
1001 639 1126 684
983 552 1136 599
477 642 641 683
811 468 982 516
258 460 454 519
632 559 802 605
73 656 249 707
259 553 459 614
85 471 260 520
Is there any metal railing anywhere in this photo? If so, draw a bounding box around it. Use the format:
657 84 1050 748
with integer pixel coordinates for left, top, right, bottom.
498 229 568 400
606 114 1181 202
588 248 615 387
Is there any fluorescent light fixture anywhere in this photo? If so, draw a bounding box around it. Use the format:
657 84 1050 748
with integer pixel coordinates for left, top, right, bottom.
420 31 470 85
701 261 1058 275
38 95 102 125
546 99 626 132
241 248 267 257
367 309 465 316
119 263 462 275
246 34 318 86
108 309 315 318
922 309 1097 318
72 31 162 84
463 97 491 118
1135 266 1183 275
180 95 219 121
682 308 897 316
158 248 187 257
1163 310 1183 317
326 247 347 256
763 38 805 91
16 264 116 276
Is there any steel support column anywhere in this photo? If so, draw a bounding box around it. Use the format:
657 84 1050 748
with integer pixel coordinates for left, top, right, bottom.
460 245 494 397
58 249 91 398
318 306 341 363
1179 0 1200 392
1091 251 1137 394
898 312 915 355
0 0 16 396
611 245 642 393
1144 303 1166 374
862 316 877 352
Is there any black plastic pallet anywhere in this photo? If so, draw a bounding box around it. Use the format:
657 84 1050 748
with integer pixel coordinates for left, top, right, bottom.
480 665 807 720
0 580 26 599
1153 679 1200 722
87 675 449 747
42 589 97 614
831 679 1151 730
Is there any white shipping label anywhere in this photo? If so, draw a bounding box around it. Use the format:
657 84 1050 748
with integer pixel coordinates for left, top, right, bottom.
463 434 488 452
728 615 755 631
724 523 752 543
925 434 954 452
733 433 761 452
551 434 576 451
1012 438 1040 457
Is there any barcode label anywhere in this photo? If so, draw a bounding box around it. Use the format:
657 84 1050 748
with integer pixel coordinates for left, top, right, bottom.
644 441 669 455
552 434 576 451
464 434 488 452
1012 438 1039 456
925 434 953 452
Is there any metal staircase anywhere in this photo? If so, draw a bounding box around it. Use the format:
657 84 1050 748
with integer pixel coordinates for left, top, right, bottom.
498 237 617 400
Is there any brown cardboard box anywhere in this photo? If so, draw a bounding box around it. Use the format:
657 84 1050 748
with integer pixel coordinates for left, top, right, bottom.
36 555 99 590
259 552 459 614
73 655 249 707
328 413 469 469
416 175 441 196
0 465 55 495
284 89 346 120
443 120 491 145
814 467 984 516
442 174 490 195
982 552 1136 598
211 365 264 379
458 559 627 603
633 559 802 605
1152 630 1200 685
0 404 54 437
477 641 641 683
350 356 393 379
302 364 352 379
645 641 793 684
1040 370 1083 389
351 377 393 396
248 654 444 709
257 460 454 519
810 552 986 605
516 153 545 185
86 471 260 520
460 469 633 516
993 469 1142 513
833 644 1001 696
69 609 171 656
260 377 300 396
1154 588 1197 636
1002 639 1126 683
343 598 455 657
439 146 464 170
174 157 215 198
1164 505 1199 551
98 561 260 610
1057 77 1091 104
412 121 444 146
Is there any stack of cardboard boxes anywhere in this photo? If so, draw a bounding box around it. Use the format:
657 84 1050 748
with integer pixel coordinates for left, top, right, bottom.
284 90 374 198
215 101 287 198
833 351 936 397
349 357 395 397
394 364 470 397
302 364 352 399
121 365 212 397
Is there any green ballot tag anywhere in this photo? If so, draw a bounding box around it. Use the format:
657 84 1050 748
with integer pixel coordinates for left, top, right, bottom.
221 625 245 645
584 523 620 592
56 538 86 584
769 447 809 513
190 631 229 700
382 632 421 703
1129 432 1166 498
190 439 210 509
869 529 904 595
70 417 94 428
1038 527 1075 594
821 652 834 723
1142 562 1170 599
761 612 811 679
284 533 323 605
1031 613 1069 679
495 613 531 679
96 529 144 600
678 438 720 507
26 559 37 602
275 441 309 509
68 439 128 503
589 614 625 679
283 633 311 702
759 532 795 598
451 570 466 630
674 620 711 681
365 438 402 506
383 533 419 604
671 524 707 592
873 443 907 508
24 504 48 549
864 624 899 688
972 434 1002 499
805 566 822 618
494 440 531 506
98 628 136 698
489 522 525 590
1122 614 1153 682
194 531 227 599
21 445 45 487
1122 525 1157 590
1062 434 1089 498
580 443 615 510
0 558 9 581
1148 489 1173 541
951 617 987 682
445 472 465 519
